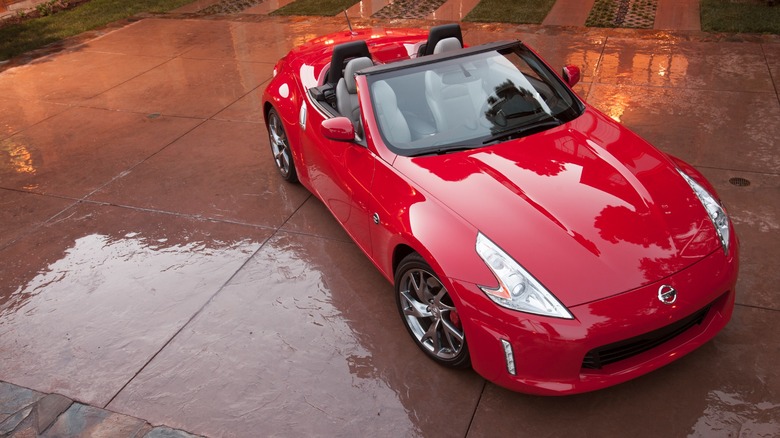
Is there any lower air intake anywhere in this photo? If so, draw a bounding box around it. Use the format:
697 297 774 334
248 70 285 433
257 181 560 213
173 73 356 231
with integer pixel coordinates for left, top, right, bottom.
582 305 710 370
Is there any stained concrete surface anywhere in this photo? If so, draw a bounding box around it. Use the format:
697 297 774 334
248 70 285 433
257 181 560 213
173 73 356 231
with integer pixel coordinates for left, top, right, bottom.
0 11 779 438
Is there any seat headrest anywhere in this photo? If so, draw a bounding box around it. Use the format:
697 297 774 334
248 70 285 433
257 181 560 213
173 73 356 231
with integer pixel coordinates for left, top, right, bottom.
344 57 373 93
419 23 463 57
328 40 372 85
433 37 462 54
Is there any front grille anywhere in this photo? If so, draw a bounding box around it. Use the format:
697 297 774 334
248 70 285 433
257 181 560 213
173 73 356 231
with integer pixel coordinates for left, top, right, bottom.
582 305 711 370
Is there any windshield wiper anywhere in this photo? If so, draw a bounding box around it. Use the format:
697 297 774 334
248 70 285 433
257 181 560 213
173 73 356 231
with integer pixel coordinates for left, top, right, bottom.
406 144 481 157
482 118 562 144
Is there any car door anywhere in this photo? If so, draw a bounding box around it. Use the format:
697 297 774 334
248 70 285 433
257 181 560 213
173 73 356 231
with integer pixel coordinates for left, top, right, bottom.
299 102 375 255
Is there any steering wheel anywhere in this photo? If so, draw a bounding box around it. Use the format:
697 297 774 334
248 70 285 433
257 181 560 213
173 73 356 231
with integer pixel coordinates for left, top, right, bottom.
481 85 543 129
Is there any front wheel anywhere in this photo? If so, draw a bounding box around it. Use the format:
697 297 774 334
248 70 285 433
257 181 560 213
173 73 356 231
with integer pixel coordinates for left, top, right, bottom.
266 108 298 182
395 253 470 368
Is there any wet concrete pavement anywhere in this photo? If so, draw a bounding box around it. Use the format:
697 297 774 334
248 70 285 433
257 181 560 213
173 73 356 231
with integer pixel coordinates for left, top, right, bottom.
1 8 780 438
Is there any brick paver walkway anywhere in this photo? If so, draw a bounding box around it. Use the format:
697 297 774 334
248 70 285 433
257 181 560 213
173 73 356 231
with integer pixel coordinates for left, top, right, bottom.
2 0 703 30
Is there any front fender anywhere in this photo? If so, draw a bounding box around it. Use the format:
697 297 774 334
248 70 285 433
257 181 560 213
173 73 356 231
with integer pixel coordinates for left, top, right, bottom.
263 67 313 186
369 158 495 294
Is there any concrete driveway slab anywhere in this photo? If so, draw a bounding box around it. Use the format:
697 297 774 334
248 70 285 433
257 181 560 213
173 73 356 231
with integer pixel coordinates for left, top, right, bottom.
0 97 68 141
0 50 168 103
0 202 272 407
586 84 780 174
0 108 202 198
107 231 484 438
597 38 775 92
0 189 75 249
212 79 268 123
543 0 595 26
280 196 352 242
700 168 780 310
181 20 347 62
82 57 273 119
654 0 700 31
83 18 237 59
764 43 780 82
88 119 310 228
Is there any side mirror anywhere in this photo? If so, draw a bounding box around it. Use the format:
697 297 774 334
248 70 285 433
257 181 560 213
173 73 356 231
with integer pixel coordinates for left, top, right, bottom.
321 117 355 142
562 65 581 88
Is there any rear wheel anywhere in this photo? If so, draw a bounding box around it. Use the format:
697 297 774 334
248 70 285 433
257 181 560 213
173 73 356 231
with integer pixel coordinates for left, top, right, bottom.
395 253 470 368
267 108 297 182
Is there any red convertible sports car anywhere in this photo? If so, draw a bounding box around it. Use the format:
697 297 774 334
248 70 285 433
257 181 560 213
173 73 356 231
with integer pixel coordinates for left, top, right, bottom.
261 24 739 395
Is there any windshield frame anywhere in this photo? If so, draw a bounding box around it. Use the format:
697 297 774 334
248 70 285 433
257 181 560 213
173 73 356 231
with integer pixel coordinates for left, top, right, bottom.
361 41 585 157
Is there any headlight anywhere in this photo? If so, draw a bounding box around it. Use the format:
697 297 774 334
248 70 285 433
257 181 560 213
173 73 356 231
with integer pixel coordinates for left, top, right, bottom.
677 170 730 254
475 232 573 319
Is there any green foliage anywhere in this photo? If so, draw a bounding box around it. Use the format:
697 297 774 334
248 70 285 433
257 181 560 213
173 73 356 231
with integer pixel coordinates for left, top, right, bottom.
464 0 556 23
270 0 358 16
33 0 74 17
586 0 657 28
586 0 618 27
1 0 193 61
701 0 780 34
36 1 56 17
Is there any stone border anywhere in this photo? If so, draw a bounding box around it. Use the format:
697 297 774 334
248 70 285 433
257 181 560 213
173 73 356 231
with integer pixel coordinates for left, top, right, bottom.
1 381 204 437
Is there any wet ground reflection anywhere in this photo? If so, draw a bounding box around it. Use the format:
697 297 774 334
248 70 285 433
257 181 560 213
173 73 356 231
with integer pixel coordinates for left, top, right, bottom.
2 232 257 317
108 231 483 437
689 389 780 437
1 139 37 175
0 203 271 406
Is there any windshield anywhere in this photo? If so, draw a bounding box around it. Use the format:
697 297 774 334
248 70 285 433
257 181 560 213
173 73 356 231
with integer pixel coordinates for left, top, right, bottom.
367 44 583 156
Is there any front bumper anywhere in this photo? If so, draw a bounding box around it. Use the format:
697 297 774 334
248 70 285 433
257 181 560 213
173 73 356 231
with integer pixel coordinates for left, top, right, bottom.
451 245 738 395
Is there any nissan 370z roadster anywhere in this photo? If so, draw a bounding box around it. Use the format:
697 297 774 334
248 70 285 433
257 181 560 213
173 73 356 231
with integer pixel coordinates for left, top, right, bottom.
261 24 739 395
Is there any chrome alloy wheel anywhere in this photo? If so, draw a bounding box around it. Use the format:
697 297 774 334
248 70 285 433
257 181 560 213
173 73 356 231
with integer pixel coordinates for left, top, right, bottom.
267 109 297 182
397 265 466 363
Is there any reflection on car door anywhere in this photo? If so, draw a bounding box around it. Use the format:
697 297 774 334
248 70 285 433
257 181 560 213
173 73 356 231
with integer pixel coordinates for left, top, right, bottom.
301 113 375 256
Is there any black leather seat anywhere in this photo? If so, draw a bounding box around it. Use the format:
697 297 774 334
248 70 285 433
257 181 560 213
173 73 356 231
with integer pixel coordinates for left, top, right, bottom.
328 40 372 86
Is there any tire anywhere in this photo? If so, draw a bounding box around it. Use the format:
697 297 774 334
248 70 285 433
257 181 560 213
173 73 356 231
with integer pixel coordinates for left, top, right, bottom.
266 108 298 182
395 253 470 368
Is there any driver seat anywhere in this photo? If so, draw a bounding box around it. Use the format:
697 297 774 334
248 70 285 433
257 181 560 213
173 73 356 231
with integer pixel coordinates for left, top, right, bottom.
372 81 411 146
336 56 374 137
424 38 487 132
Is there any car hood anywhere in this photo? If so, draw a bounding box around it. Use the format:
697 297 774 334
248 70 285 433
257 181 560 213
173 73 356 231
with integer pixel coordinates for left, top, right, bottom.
393 110 719 306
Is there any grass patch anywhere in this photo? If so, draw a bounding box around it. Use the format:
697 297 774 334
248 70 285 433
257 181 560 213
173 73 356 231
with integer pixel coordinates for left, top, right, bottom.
701 0 780 34
270 0 358 16
586 0 658 28
464 0 556 23
0 0 194 61
586 0 619 27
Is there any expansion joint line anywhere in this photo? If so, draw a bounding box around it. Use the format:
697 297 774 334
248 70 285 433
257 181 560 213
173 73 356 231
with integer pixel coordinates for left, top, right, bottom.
760 44 780 108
